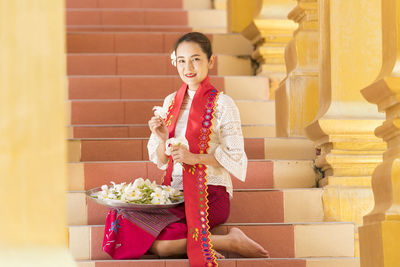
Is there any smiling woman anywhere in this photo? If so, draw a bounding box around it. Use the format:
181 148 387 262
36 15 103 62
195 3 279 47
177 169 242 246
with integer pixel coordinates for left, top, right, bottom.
174 33 215 90
102 32 270 265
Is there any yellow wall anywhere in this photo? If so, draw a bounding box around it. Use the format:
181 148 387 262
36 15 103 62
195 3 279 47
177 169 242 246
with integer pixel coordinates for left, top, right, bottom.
0 0 75 265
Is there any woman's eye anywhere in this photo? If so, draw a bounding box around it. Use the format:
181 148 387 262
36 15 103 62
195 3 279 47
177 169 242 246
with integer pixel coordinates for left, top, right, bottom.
178 59 185 64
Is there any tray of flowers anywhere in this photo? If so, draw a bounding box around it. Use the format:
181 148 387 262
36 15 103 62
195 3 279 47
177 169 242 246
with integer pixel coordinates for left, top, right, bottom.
86 178 184 210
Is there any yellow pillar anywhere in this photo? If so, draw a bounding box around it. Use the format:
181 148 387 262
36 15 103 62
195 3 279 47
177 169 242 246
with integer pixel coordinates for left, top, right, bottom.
359 0 400 266
0 1 75 266
227 0 259 32
275 0 319 137
304 0 386 256
228 0 297 98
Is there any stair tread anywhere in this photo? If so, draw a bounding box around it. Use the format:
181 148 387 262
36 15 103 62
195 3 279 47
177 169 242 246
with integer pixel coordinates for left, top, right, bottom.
75 257 360 267
69 221 353 227
69 224 355 260
69 188 323 192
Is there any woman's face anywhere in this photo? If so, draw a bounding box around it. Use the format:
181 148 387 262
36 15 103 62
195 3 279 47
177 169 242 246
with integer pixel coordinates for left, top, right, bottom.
175 41 215 90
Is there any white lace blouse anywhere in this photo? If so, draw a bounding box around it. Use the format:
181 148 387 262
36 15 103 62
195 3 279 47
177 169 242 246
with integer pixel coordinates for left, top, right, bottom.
147 90 247 197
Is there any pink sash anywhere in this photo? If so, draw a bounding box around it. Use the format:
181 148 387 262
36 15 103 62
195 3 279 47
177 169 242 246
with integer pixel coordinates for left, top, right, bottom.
163 76 219 267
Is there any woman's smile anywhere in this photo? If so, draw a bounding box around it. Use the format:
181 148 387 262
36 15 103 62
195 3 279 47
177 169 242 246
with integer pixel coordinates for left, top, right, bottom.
185 73 196 78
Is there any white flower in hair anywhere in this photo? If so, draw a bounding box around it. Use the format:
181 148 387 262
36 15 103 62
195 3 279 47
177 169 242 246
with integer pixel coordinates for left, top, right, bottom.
165 136 189 156
152 106 167 119
170 50 177 67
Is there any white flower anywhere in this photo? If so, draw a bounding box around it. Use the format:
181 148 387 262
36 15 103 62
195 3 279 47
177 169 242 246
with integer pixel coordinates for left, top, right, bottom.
101 185 108 191
133 178 145 188
151 196 161 204
170 50 177 67
152 106 167 119
108 193 117 200
165 136 189 156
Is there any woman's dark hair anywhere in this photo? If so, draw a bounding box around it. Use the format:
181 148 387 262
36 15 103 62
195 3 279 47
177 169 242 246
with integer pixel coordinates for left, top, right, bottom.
174 32 213 60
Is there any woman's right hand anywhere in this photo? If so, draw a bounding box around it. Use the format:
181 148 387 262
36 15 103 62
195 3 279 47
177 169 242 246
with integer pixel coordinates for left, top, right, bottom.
148 116 169 142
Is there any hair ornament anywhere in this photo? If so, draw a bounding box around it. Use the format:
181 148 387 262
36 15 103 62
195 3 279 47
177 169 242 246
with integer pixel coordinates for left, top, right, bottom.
170 50 177 67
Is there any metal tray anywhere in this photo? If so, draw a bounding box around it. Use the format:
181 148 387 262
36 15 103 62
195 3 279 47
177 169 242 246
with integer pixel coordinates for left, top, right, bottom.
86 187 184 210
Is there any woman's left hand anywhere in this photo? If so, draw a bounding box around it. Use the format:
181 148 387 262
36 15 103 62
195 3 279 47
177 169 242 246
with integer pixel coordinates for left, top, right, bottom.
170 145 198 165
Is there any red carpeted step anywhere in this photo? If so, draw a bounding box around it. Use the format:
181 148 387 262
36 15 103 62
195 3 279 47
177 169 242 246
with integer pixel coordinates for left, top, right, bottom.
79 160 273 191
85 190 284 225
72 125 150 138
66 9 188 26
68 76 224 100
67 32 213 53
67 54 218 75
70 138 265 161
67 0 183 9
70 100 162 124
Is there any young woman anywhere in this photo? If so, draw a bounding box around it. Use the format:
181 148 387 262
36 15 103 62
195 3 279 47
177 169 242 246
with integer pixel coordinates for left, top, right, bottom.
103 32 269 266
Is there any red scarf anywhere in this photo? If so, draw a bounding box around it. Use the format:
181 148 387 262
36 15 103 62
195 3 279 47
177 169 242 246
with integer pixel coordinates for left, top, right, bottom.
163 76 219 267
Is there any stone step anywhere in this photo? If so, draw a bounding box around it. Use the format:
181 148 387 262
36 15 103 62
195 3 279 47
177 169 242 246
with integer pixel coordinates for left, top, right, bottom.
68 75 269 101
66 9 226 28
67 32 252 56
76 258 360 267
67 54 252 76
66 0 211 9
66 0 183 9
214 0 228 10
67 137 316 162
66 0 212 9
242 125 276 138
68 223 355 260
67 25 193 32
67 189 324 225
188 9 226 28
68 124 276 139
66 9 188 26
68 99 273 125
66 0 212 10
67 160 316 192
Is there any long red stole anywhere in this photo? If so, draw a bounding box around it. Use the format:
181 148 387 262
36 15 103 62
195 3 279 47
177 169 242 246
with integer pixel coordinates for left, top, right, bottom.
163 76 219 267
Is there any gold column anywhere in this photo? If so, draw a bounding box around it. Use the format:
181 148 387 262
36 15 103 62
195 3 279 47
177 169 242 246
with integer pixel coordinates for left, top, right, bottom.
275 0 319 137
228 0 297 98
359 0 400 266
304 0 386 256
227 0 259 33
0 1 75 266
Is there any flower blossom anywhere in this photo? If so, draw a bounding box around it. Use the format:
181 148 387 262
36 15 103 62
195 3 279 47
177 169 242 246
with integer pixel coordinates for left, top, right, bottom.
152 106 167 120
165 136 189 156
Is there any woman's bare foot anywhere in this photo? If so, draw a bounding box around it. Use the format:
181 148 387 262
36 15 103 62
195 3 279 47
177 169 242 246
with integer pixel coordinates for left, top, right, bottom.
228 227 270 258
214 250 225 259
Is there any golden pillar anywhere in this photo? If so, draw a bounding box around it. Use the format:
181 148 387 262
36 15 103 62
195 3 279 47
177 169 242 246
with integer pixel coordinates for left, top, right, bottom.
228 0 297 98
275 0 319 137
359 0 400 266
0 1 75 266
304 0 386 255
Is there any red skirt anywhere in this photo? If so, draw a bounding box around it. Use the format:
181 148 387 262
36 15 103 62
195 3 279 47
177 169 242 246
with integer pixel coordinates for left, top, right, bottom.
102 185 230 259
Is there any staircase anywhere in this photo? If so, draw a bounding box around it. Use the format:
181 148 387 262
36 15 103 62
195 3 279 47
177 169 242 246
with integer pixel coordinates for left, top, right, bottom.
66 0 360 266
